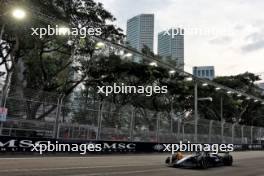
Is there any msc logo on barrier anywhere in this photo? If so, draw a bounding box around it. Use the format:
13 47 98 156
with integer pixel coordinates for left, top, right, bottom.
102 143 136 151
153 144 164 151
0 139 137 153
0 139 50 152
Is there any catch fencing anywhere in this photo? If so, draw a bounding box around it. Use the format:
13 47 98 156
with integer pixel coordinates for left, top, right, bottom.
0 88 263 144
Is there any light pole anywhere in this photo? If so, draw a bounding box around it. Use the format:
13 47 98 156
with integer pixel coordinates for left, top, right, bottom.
0 8 27 135
194 82 198 143
194 81 213 143
0 7 27 106
220 96 225 143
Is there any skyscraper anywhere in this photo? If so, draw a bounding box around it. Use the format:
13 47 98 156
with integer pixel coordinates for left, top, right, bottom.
158 28 184 70
126 14 154 62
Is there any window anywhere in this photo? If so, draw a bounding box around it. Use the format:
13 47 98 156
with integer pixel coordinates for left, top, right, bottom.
202 70 205 77
210 70 214 76
206 70 209 76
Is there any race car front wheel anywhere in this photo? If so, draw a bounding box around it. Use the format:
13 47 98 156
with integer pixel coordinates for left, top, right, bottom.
165 157 171 164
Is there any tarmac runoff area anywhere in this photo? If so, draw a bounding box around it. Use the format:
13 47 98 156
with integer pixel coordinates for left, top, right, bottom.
0 151 264 176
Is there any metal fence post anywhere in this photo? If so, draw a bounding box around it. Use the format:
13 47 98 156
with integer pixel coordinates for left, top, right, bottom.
0 121 3 136
241 125 244 144
250 126 253 144
53 94 64 139
177 119 181 142
221 120 225 143
57 123 61 139
129 106 135 142
232 123 235 144
170 110 174 134
156 112 160 143
182 122 185 141
72 125 75 139
96 101 103 140
261 128 264 144
209 120 214 143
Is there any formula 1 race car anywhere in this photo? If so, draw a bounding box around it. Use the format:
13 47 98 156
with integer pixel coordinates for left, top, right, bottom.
165 152 233 169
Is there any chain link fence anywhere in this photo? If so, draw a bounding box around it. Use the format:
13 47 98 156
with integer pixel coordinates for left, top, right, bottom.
0 87 264 144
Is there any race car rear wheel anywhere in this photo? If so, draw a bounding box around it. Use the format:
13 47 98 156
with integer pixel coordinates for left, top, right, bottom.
223 155 233 166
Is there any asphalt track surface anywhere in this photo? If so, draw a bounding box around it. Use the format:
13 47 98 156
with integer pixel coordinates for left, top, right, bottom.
0 151 264 176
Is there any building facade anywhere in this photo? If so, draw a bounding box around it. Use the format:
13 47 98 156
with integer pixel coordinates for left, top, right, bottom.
193 66 215 80
126 14 154 62
257 83 264 95
158 28 184 70
258 83 264 89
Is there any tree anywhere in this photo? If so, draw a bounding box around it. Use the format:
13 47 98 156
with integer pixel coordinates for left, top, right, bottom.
0 0 123 119
197 72 264 126
72 52 192 130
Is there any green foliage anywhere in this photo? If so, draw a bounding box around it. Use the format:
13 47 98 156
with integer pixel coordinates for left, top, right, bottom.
198 72 264 126
72 53 193 127
0 0 123 119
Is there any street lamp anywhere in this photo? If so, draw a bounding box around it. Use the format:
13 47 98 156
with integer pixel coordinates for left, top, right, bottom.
149 62 158 67
95 42 105 50
11 8 26 20
215 87 221 91
227 91 233 94
186 77 193 81
125 53 133 57
198 97 213 102
169 70 176 74
1 8 27 40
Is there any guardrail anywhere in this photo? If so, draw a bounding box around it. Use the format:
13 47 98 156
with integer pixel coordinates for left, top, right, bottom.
0 136 263 154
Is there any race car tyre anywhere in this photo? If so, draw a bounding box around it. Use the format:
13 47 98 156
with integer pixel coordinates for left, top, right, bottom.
199 157 208 169
165 157 171 164
171 154 177 162
223 155 233 166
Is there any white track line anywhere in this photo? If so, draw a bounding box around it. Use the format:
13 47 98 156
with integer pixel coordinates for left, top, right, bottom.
0 163 162 173
61 168 170 176
0 155 165 160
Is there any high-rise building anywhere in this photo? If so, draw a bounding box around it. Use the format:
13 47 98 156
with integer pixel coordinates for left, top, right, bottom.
193 66 215 80
158 28 184 70
126 14 154 62
257 83 264 95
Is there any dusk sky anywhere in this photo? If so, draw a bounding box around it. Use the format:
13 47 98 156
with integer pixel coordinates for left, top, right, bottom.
96 0 264 78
